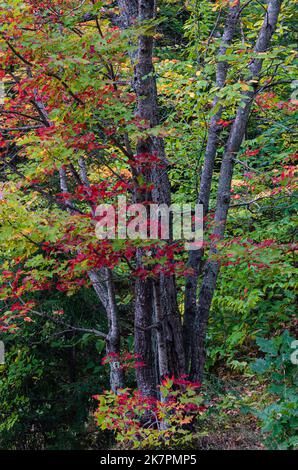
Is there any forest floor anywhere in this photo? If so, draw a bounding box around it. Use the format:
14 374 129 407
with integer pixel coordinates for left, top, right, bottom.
93 371 267 451
198 410 263 449
197 371 265 450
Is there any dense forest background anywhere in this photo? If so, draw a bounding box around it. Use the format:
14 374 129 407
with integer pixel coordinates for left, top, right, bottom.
0 0 297 450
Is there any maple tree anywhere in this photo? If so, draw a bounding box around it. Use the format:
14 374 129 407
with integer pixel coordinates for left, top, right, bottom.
0 0 297 450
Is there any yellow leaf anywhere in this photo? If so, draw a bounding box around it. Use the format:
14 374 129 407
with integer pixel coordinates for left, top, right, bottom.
180 416 193 425
240 82 250 91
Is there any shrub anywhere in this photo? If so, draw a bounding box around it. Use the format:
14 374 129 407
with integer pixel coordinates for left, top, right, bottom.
94 376 207 449
251 330 298 449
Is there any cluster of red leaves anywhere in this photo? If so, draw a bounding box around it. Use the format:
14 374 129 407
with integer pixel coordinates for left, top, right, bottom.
216 119 232 127
0 300 36 331
219 237 295 270
255 92 298 113
76 182 131 202
56 180 132 207
271 165 297 186
93 374 206 446
128 153 166 171
133 243 193 279
0 269 52 299
101 352 146 370
243 148 261 157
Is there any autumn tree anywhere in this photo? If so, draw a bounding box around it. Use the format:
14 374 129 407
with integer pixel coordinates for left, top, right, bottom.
0 0 295 412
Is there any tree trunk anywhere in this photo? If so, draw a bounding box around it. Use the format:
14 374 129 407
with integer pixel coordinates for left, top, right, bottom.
105 268 125 391
190 0 283 382
184 4 240 369
118 0 185 393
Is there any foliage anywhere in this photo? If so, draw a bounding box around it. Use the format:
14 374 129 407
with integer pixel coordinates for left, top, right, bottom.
94 376 207 449
0 0 296 450
0 290 110 450
251 331 298 450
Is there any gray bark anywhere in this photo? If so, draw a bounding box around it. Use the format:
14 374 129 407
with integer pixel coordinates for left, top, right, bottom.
190 0 283 381
78 157 90 187
118 0 138 29
118 0 185 394
184 4 240 369
105 268 125 391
